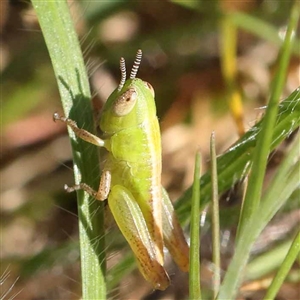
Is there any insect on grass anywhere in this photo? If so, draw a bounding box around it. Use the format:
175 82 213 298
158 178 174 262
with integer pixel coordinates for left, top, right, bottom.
54 50 189 290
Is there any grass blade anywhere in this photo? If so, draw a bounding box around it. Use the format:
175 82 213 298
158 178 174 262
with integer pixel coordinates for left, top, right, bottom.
219 13 244 136
217 134 300 299
237 1 299 236
210 133 220 298
31 1 106 299
245 238 295 281
189 152 202 300
176 87 300 225
230 10 300 56
263 232 300 300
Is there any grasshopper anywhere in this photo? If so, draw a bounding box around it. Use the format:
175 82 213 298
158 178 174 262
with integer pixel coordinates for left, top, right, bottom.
54 50 189 290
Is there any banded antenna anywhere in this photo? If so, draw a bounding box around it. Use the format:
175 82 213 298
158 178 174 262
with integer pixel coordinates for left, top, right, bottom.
130 49 142 79
118 57 126 91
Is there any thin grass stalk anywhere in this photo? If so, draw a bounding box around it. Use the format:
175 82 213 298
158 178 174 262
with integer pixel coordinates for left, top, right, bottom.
210 133 221 298
189 152 202 300
263 232 300 300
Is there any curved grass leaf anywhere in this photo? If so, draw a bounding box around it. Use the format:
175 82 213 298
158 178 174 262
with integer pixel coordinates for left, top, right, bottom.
31 1 106 299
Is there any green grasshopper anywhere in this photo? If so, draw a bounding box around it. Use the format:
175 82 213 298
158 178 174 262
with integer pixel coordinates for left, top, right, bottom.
54 50 189 290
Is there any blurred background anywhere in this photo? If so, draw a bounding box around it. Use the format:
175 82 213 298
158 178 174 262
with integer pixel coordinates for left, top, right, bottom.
1 0 299 299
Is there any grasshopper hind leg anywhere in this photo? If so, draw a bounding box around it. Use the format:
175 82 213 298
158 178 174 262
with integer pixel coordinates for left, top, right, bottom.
109 184 170 290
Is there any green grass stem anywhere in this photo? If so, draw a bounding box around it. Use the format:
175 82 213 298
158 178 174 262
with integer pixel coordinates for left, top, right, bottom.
176 87 300 225
189 152 202 300
263 232 300 300
237 1 299 237
31 1 106 299
218 134 300 299
210 133 221 298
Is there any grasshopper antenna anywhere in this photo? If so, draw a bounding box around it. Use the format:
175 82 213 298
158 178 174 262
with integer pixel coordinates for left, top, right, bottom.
118 57 126 91
130 49 142 79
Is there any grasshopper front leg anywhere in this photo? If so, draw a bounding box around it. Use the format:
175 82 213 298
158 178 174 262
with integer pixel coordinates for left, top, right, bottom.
65 170 111 201
53 112 109 200
53 112 105 147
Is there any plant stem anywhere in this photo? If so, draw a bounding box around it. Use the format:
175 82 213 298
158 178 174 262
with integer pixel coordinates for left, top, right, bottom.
32 1 106 299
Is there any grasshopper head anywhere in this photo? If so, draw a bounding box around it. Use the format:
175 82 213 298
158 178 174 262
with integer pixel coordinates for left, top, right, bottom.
100 50 157 134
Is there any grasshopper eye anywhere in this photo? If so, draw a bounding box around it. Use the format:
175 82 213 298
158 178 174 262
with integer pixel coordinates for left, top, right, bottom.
144 81 155 98
113 88 137 116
